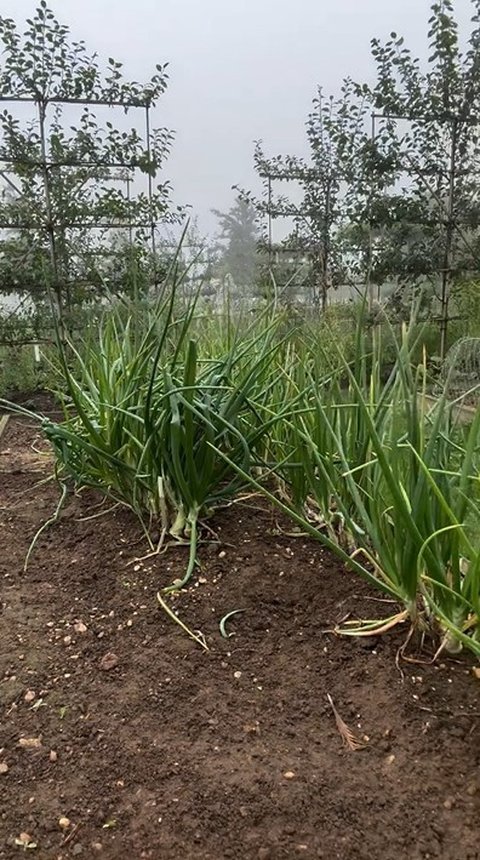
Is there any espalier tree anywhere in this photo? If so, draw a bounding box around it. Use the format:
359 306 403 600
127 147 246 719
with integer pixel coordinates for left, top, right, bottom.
0 2 181 320
322 0 480 354
237 94 346 309
239 1 480 337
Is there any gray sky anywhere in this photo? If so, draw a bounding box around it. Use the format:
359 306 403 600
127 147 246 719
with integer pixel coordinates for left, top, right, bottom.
0 0 475 236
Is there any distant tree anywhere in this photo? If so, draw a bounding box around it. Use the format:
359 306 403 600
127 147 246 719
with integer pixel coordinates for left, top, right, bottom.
212 197 260 289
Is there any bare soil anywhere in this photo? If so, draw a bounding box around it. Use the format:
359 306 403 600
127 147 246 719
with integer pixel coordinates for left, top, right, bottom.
1 413 479 860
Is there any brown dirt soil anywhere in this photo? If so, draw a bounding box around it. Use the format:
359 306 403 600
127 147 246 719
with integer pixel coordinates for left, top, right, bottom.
1 416 479 860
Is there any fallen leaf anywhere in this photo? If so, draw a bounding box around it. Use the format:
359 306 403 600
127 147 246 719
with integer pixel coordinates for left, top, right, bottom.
326 694 366 751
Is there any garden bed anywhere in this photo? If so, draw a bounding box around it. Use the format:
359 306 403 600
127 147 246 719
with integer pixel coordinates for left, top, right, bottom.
0 417 479 860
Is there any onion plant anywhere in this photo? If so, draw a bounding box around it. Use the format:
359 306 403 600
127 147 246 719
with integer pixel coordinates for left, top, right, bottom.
4 273 288 593
218 313 480 657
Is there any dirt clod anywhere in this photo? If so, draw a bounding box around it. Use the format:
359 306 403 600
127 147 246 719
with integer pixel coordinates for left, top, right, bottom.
99 652 119 671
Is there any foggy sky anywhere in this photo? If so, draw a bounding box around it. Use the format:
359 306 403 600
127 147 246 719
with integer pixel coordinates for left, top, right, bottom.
0 0 475 236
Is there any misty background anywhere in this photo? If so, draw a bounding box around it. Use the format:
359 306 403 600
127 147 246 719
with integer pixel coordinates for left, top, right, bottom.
0 0 475 237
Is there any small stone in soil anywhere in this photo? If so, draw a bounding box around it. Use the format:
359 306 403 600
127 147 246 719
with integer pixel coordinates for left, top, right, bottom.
0 762 8 774
283 771 295 780
18 737 42 750
74 622 87 634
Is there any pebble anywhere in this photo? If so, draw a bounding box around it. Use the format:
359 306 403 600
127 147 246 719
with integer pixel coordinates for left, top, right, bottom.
283 771 295 780
59 817 70 829
74 622 87 634
49 751 58 763
63 635 72 646
233 671 242 680
18 737 42 750
466 782 477 796
443 797 455 810
24 690 36 703
99 652 119 671
0 762 8 774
